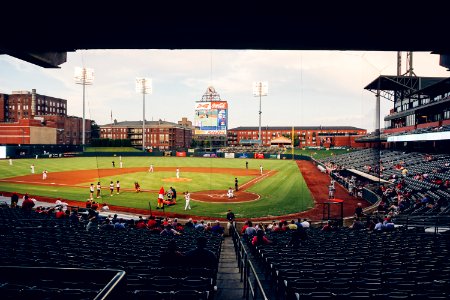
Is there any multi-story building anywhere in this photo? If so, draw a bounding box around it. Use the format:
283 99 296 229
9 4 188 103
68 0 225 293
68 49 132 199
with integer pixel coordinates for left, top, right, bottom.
228 126 367 148
1 89 67 122
100 120 193 150
0 89 91 145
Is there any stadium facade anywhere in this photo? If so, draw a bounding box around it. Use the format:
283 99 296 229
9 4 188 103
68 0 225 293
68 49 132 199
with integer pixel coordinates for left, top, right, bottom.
99 120 192 150
358 75 450 151
228 126 367 148
0 89 91 145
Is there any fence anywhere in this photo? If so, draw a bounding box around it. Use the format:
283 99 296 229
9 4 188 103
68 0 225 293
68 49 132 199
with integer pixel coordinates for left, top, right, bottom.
230 223 269 300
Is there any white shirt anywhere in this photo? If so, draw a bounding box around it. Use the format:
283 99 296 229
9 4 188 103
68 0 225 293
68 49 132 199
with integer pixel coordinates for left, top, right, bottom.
185 193 190 201
301 221 310 228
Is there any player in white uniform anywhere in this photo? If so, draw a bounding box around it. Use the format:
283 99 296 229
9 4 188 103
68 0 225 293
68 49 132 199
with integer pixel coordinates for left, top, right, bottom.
227 187 234 199
184 191 191 210
149 164 154 172
176 168 180 179
30 164 35 174
42 170 48 180
109 181 114 196
260 165 263 175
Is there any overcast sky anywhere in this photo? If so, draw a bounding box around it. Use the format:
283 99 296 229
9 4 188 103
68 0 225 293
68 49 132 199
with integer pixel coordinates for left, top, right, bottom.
0 50 448 132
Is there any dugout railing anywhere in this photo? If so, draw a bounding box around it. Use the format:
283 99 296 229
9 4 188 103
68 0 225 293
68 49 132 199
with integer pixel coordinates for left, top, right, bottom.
230 223 269 300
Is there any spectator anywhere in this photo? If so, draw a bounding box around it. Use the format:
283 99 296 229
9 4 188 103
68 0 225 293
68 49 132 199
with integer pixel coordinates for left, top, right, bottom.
374 219 384 231
55 208 66 219
10 192 19 208
100 218 115 230
211 221 224 236
21 194 35 211
354 203 364 218
287 220 298 230
69 210 80 224
160 224 181 236
160 239 184 267
195 220 205 231
114 219 126 230
251 229 272 247
288 228 307 249
226 209 236 236
184 236 217 269
350 218 364 230
321 220 333 232
300 219 310 228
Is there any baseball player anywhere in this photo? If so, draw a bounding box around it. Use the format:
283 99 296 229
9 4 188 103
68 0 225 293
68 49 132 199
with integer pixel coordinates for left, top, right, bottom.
184 191 191 210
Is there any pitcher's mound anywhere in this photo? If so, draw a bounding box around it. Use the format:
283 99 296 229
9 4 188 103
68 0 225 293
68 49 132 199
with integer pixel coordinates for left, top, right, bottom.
162 177 192 182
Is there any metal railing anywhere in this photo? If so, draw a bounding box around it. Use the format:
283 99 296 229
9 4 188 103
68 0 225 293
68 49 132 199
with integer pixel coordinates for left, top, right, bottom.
393 214 450 234
231 223 269 300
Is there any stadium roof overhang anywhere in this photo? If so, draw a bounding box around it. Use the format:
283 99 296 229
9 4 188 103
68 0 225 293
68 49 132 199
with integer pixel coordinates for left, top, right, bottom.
1 3 449 68
364 76 448 102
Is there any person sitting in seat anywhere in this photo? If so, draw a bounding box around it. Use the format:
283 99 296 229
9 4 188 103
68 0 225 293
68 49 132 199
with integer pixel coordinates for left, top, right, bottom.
251 229 272 247
160 239 184 267
184 236 217 269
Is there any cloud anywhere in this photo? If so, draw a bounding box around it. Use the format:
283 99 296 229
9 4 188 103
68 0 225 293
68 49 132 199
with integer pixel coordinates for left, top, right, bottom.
0 50 447 133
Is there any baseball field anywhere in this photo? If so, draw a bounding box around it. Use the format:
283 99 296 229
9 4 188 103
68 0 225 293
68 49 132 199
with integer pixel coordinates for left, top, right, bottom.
0 156 316 219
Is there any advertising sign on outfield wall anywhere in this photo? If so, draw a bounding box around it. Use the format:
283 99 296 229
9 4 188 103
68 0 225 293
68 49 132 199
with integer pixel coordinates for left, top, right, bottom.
224 153 235 158
0 146 6 159
254 153 265 159
176 151 187 157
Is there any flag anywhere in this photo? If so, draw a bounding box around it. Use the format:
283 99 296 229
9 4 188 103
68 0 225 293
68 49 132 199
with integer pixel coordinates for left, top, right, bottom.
110 110 112 122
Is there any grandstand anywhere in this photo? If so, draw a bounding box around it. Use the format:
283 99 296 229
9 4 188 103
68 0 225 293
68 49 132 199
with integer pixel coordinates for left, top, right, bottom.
0 206 222 299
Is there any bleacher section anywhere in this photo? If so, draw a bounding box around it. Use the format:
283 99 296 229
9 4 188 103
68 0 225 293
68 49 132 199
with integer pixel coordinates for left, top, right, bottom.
0 207 222 300
249 228 450 300
320 149 450 217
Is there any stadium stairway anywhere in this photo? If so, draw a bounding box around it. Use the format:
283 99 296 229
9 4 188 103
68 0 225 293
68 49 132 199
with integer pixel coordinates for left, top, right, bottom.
215 236 245 299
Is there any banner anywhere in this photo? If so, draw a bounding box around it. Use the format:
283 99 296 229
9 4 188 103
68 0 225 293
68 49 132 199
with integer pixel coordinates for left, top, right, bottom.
224 153 235 158
254 153 265 159
176 151 186 157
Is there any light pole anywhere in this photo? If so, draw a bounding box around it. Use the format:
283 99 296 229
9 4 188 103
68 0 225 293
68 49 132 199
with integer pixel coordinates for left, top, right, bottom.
253 81 268 144
135 78 152 151
74 67 94 150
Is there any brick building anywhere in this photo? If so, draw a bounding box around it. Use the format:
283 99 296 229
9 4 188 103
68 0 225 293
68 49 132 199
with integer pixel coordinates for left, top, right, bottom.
100 120 192 150
0 89 91 145
0 118 56 144
227 126 367 148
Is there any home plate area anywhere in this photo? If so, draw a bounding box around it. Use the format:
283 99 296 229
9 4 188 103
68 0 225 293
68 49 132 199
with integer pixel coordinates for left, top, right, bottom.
190 190 260 203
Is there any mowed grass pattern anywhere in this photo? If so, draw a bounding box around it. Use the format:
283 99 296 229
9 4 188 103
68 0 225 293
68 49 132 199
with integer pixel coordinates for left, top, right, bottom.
0 156 313 218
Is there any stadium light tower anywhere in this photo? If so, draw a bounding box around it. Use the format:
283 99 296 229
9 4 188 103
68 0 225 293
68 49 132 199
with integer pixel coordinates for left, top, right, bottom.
253 81 268 144
135 78 152 151
74 67 94 149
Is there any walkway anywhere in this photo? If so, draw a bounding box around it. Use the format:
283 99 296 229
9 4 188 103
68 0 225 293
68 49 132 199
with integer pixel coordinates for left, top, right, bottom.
215 236 244 299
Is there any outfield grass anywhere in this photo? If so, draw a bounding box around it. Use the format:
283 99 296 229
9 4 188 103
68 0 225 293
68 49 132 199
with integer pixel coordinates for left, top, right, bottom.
84 147 142 152
0 156 313 218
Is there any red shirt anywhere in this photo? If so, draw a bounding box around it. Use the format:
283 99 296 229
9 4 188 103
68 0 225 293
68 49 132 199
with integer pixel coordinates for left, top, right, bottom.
55 211 66 218
136 221 147 229
159 187 165 194
147 219 157 228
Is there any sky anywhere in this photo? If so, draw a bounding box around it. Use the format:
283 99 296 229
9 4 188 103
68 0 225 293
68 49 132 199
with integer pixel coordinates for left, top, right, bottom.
0 50 448 132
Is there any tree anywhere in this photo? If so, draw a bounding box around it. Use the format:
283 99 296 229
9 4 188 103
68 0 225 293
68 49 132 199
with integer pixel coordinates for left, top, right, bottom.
90 121 100 139
282 134 300 147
